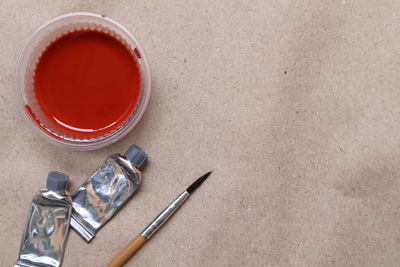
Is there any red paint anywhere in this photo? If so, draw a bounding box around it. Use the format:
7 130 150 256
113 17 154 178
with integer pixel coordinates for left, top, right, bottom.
134 48 141 58
32 30 141 138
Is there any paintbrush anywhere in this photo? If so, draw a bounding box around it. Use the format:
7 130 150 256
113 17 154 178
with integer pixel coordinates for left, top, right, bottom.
106 171 212 267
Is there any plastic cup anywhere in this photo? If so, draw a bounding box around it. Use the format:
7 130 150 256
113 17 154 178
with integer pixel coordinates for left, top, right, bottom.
14 12 151 150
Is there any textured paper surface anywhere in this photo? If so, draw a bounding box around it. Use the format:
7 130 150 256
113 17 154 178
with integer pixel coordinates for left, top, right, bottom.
1 1 400 266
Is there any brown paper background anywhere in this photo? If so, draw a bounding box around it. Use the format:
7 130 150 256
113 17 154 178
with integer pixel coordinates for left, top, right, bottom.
1 1 400 266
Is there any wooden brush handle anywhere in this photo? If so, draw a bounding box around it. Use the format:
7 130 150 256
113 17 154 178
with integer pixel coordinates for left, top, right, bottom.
106 234 146 267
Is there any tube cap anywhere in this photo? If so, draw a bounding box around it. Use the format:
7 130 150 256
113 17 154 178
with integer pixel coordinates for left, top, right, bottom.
46 171 69 191
124 144 148 168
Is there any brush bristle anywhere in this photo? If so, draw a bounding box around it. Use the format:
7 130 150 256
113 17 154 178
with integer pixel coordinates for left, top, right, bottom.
186 171 212 194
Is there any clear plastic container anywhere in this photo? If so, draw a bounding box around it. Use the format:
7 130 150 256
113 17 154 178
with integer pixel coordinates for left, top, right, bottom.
14 12 151 150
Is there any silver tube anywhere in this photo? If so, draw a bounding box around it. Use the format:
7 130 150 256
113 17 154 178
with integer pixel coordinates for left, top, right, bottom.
70 154 142 242
15 189 72 267
141 191 190 239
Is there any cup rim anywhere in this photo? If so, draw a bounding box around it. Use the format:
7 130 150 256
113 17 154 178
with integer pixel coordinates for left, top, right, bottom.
14 12 151 150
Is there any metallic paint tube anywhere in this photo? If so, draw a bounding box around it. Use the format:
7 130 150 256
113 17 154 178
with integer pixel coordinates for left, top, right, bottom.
15 172 72 267
70 144 147 242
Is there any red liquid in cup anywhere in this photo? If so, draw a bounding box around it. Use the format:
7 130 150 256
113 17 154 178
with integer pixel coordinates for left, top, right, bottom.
31 30 141 138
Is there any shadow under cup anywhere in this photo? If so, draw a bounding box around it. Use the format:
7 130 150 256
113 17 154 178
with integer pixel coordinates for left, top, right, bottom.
15 12 151 150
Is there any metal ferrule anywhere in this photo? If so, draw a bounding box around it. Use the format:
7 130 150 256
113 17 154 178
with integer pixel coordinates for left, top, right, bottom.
141 191 190 239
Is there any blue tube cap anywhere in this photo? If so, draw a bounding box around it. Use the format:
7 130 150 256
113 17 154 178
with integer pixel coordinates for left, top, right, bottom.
46 171 69 191
124 144 148 168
